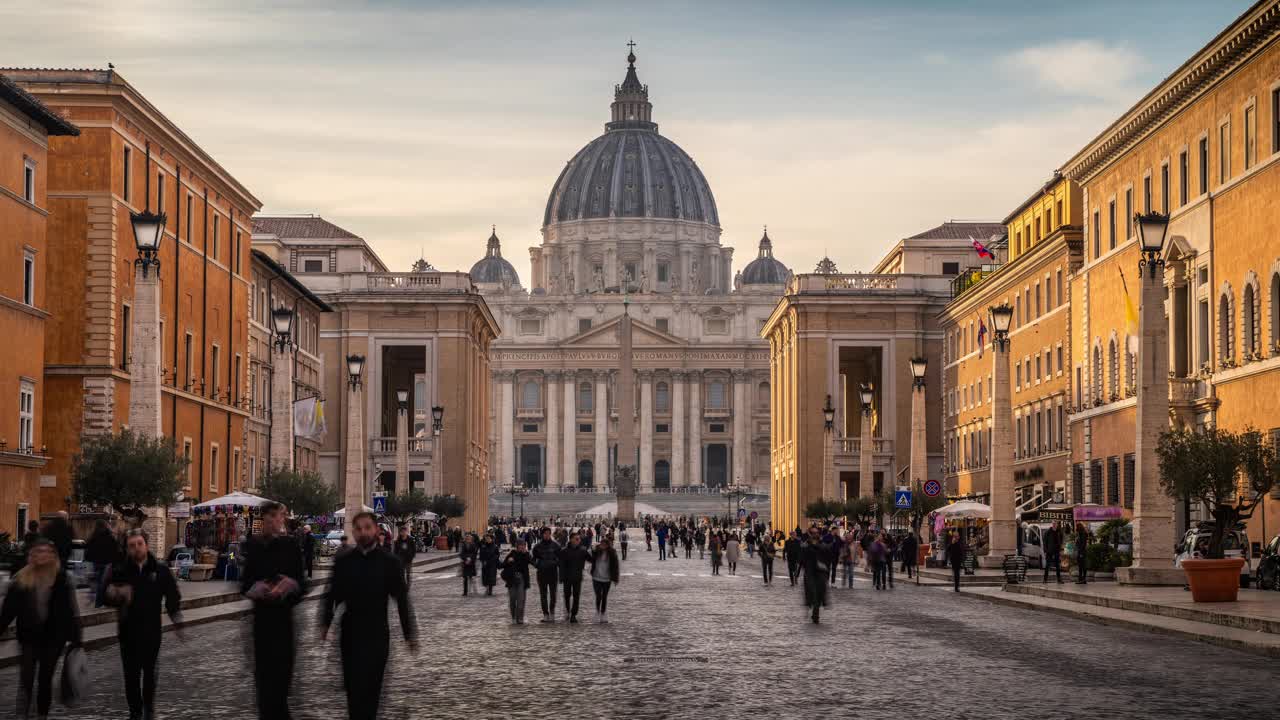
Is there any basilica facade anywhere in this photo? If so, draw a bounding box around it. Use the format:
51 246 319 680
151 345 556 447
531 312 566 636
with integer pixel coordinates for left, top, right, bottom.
474 50 789 493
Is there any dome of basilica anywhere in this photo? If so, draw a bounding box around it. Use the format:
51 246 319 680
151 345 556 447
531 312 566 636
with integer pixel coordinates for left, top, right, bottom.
739 229 790 285
469 227 520 287
542 49 718 228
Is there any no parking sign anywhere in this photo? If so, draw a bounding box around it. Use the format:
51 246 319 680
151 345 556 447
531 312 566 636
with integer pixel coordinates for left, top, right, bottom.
924 480 942 497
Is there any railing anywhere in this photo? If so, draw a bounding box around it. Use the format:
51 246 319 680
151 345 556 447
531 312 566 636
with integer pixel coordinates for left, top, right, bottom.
342 272 476 293
516 407 544 419
789 273 954 295
369 273 440 289
950 264 1003 299
1169 376 1209 405
834 437 894 455
369 437 433 454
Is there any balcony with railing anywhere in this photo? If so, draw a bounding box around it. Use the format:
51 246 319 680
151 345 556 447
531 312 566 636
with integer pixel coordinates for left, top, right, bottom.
950 264 1003 299
369 437 433 456
338 271 476 294
789 273 954 296
832 436 895 469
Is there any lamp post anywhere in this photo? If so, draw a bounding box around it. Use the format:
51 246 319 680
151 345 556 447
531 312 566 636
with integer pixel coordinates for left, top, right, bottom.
432 404 445 496
394 388 410 496
823 394 836 500
981 302 1016 567
343 354 366 531
857 383 874 499
1121 211 1177 584
268 306 296 470
908 356 928 493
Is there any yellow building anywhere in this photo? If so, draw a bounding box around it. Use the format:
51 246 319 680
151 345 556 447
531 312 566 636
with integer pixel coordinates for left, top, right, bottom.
1059 0 1280 546
940 177 1084 505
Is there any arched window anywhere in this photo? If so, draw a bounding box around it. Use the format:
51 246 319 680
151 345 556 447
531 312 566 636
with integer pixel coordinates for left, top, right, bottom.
1242 282 1259 358
708 379 727 409
578 381 593 412
1124 336 1136 395
655 382 670 413
1091 345 1103 404
1270 272 1280 355
1107 338 1119 400
520 380 540 409
1219 292 1234 365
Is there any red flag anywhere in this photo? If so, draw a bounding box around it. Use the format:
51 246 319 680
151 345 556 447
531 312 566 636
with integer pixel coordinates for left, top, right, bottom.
971 237 995 261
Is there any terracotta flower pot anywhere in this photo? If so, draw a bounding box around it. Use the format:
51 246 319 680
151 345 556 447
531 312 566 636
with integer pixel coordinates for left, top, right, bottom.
1181 558 1246 602
434 535 450 550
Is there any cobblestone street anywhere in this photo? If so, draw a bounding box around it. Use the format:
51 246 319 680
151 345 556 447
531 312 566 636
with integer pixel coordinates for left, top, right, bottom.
35 545 1275 719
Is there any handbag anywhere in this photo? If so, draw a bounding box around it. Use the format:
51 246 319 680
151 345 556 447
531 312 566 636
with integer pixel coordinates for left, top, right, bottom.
61 645 88 707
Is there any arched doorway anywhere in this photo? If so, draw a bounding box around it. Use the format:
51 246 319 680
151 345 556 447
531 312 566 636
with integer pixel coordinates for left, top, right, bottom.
654 460 670 490
577 460 593 489
705 444 728 488
520 445 542 489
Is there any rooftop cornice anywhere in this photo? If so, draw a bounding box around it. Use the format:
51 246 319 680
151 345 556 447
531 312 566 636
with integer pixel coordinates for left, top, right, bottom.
1060 1 1280 184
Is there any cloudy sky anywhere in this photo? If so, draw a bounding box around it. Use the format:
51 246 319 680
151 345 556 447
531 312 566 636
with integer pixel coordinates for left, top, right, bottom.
1 0 1250 279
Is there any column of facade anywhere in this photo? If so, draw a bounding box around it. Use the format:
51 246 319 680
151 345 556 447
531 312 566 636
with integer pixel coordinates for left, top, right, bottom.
563 373 576 490
394 398 409 495
858 399 874 498
545 371 560 493
343 381 365 521
687 371 702 486
679 246 692 294
498 370 515 485
594 371 609 488
983 332 1016 566
731 369 749 488
671 370 686 487
710 248 722 292
605 247 617 289
639 370 654 491
130 262 165 539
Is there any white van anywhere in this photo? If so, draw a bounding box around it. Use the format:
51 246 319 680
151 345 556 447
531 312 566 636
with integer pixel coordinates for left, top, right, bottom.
1174 525 1252 588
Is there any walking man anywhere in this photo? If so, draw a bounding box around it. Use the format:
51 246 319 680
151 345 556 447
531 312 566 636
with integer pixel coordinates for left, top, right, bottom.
784 531 802 586
618 525 629 561
801 526 832 623
532 528 561 622
393 525 416 588
321 512 418 720
900 530 918 580
300 525 316 579
656 523 668 561
558 532 590 623
946 530 967 592
86 518 120 609
241 501 305 719
757 532 775 585
104 529 184 720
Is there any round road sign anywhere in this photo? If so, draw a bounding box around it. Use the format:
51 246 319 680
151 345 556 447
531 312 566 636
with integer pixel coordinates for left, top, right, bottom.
924 480 943 497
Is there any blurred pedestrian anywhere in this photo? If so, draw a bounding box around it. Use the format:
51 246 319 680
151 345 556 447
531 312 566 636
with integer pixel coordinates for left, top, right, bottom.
241 501 305 719
392 525 416 588
85 519 120 609
801 526 832 623
618 525 629 561
1074 522 1091 585
459 534 478 596
0 536 82 719
41 511 74 565
1043 522 1064 584
784 531 802 586
900 530 919 580
479 534 500 596
725 533 740 575
558 532 590 623
589 536 620 623
757 532 776 586
299 525 316 579
321 512 418 720
532 528 561 622
946 530 967 592
104 528 183 720
501 540 532 624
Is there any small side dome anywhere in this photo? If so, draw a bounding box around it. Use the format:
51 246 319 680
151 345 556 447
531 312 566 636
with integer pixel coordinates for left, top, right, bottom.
740 228 790 285
469 227 521 287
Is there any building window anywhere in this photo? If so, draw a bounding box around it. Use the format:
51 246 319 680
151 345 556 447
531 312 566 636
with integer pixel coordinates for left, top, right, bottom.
708 423 726 434
211 345 221 398
1123 453 1135 509
1161 164 1169 213
1056 270 1063 310
123 146 132 203
211 215 220 259
23 159 35 203
1245 104 1256 170
210 443 219 492
1219 292 1234 365
184 332 193 388
1092 211 1100 259
655 318 669 334
521 423 538 433
1270 272 1280 353
1143 175 1152 214
232 448 241 490
1108 200 1116 251
18 380 35 450
578 382 593 412
655 382 670 412
235 231 242 274
942 261 959 275
707 379 726 409
520 380 540 409
1199 136 1209 195
519 318 542 335
1220 122 1231 184
23 250 35 305
1243 283 1259 357
1124 188 1132 239
120 304 131 370
1089 461 1103 503
1107 338 1118 400
657 262 669 283
578 318 592 334
1057 345 1064 374
1015 364 1022 388
1107 456 1120 505
233 355 241 403
705 318 728 335
655 423 669 433
186 195 194 242
579 423 592 433
1179 151 1189 206
182 438 193 490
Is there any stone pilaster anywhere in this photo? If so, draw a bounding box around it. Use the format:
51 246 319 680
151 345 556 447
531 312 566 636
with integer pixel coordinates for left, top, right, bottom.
687 371 702 486
731 369 749 487
639 369 653 491
983 336 1016 566
269 345 294 471
498 370 515 485
81 377 115 436
562 374 576 489
343 384 365 525
129 266 163 439
594 371 609 488
394 403 409 495
545 371 560 493
858 403 874 499
671 370 685 487
1119 262 1178 584
910 382 927 487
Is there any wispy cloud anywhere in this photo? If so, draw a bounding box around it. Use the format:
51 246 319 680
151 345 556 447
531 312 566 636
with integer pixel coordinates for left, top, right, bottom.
1003 39 1148 102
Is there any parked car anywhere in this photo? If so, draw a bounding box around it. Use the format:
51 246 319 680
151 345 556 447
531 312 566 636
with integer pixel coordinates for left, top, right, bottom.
319 530 346 556
1175 523 1252 588
1255 534 1280 591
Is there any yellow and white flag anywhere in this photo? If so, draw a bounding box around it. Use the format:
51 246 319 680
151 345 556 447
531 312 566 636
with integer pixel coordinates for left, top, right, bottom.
1120 268 1139 353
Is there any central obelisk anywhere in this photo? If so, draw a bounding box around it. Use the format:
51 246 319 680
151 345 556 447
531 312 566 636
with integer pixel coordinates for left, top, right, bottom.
615 296 638 522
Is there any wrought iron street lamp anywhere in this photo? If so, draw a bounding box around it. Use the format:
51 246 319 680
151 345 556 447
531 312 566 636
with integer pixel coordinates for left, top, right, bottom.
909 356 928 389
396 388 409 410
859 383 874 413
989 303 1014 351
1135 211 1170 279
431 405 444 433
822 394 835 431
271 306 294 352
131 209 165 278
346 354 365 390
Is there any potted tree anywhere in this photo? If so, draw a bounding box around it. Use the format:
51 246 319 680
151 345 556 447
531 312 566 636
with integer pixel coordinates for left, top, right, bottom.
71 429 188 529
427 494 467 550
1156 427 1279 602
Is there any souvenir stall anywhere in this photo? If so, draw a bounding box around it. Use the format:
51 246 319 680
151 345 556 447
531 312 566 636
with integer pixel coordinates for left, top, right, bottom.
186 492 275 575
930 500 992 564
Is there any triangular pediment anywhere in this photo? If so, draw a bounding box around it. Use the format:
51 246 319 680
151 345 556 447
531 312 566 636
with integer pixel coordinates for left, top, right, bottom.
562 314 687 347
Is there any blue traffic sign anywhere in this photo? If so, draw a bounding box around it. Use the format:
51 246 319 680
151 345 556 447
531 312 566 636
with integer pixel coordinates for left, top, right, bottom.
372 495 387 514
924 480 943 497
894 490 912 509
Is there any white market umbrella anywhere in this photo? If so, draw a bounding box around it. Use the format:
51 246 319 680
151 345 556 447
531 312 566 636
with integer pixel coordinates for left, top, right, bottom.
934 500 992 520
193 491 272 509
333 505 374 517
415 511 439 520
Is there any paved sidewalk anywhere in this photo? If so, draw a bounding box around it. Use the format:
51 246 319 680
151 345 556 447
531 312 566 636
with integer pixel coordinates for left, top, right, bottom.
0 553 459 667
962 581 1280 657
